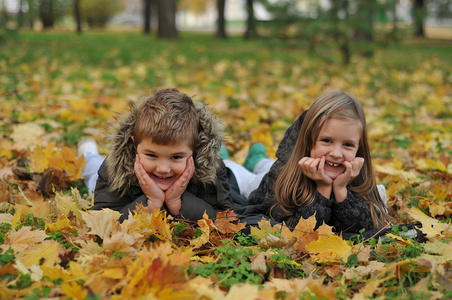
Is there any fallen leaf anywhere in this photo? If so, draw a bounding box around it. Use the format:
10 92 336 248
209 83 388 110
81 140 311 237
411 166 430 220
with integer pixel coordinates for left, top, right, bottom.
81 209 121 240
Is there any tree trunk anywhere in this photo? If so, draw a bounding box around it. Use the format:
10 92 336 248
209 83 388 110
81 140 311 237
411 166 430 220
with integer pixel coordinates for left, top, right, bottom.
353 0 374 41
74 0 82 33
18 0 25 28
40 0 54 29
26 0 35 29
413 0 425 37
244 0 258 39
392 0 397 34
143 0 152 34
216 0 227 39
333 0 351 65
157 0 178 39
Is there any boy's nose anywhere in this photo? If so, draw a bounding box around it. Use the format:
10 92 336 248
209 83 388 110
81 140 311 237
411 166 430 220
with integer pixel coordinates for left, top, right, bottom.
156 160 171 173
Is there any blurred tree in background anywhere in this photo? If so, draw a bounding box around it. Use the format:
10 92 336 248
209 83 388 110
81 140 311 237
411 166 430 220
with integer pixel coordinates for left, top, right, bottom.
80 0 124 28
157 0 178 39
216 0 227 39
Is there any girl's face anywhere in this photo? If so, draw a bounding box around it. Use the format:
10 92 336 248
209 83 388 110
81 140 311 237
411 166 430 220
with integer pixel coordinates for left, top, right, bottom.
135 137 193 191
310 117 362 179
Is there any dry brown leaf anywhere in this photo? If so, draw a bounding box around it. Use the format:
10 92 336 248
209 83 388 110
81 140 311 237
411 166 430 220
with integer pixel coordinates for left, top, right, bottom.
251 252 268 277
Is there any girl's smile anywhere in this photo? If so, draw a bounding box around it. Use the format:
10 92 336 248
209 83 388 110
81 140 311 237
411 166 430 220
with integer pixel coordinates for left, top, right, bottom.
310 117 362 179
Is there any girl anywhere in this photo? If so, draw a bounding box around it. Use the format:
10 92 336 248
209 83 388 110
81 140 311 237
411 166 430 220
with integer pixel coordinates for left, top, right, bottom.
248 90 394 234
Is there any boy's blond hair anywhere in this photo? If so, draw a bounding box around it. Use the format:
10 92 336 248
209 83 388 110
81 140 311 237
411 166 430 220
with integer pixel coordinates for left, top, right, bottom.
133 88 199 151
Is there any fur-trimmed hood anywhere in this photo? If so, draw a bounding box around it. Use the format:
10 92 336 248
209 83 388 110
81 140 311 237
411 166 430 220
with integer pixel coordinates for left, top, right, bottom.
104 99 224 196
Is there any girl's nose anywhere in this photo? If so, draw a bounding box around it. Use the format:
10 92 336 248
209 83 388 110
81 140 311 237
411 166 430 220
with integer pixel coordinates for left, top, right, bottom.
330 146 343 159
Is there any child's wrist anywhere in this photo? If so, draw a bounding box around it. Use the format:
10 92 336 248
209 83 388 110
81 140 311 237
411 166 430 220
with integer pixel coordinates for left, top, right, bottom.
333 185 347 202
165 197 181 215
147 198 163 211
316 184 332 199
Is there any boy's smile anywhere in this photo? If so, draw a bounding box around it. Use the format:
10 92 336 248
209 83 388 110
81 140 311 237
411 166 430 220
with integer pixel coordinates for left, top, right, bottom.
310 117 361 180
135 137 193 191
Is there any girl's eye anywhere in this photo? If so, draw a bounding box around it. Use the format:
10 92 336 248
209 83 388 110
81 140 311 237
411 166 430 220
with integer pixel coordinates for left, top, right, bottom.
345 143 356 148
322 139 331 143
172 156 183 160
147 154 157 158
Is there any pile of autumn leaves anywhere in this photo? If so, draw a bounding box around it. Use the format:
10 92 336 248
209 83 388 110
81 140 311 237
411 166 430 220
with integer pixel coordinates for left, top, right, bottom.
0 141 451 299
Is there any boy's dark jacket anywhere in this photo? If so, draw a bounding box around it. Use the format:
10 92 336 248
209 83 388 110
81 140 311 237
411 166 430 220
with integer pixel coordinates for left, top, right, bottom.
247 110 375 233
92 100 233 222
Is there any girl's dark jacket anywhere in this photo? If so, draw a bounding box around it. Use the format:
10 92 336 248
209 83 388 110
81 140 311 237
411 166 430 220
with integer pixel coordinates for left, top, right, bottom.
247 111 374 233
92 100 234 222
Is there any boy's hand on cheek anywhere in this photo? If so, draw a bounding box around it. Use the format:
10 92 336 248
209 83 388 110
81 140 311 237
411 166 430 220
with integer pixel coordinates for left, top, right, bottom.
134 155 165 212
333 157 364 202
165 156 195 215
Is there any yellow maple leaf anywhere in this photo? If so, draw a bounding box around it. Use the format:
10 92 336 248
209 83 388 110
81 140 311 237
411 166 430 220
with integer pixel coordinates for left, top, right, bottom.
119 243 193 299
429 203 446 218
77 239 103 257
40 265 72 282
250 217 281 240
23 201 52 219
19 240 64 267
281 214 319 254
102 231 143 256
149 208 173 242
54 190 84 222
408 207 450 238
226 284 260 300
48 146 86 181
61 281 88 300
45 215 77 233
28 142 54 173
68 261 86 280
374 164 419 183
189 276 226 299
0 213 13 225
305 235 352 262
190 218 211 249
10 123 45 150
415 158 447 172
81 209 121 240
4 226 48 252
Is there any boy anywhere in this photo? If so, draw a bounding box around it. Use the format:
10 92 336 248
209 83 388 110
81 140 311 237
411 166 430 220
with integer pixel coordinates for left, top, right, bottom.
80 88 233 222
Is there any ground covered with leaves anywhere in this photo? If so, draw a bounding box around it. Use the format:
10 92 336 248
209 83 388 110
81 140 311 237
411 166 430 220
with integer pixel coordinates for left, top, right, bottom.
0 32 451 299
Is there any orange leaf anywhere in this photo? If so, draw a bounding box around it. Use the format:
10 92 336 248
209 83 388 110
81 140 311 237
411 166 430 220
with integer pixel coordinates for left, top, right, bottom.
213 210 246 235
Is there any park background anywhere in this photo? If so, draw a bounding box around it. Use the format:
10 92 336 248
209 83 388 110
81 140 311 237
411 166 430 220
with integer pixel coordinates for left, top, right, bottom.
0 0 452 299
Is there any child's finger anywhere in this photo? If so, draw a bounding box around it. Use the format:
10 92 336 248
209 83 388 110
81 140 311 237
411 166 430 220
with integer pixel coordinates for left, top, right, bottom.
318 156 326 173
308 158 320 173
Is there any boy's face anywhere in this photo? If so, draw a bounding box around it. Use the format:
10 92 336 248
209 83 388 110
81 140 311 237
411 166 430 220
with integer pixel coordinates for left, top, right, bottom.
135 137 193 192
310 117 361 180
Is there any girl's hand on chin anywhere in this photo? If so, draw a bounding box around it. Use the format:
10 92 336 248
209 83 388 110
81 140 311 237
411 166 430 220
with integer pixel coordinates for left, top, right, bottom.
333 157 364 189
299 156 333 187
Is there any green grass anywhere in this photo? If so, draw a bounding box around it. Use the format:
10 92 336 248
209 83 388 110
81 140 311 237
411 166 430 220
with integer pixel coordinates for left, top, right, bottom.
3 30 452 68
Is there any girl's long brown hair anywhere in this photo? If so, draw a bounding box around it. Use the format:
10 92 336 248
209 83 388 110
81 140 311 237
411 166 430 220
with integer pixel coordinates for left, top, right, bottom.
273 91 393 228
